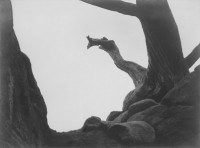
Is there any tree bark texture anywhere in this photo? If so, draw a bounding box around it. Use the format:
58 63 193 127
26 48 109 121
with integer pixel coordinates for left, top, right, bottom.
185 43 200 68
82 0 200 110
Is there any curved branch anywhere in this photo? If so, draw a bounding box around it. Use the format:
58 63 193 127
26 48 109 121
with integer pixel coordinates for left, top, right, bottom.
80 0 138 16
185 43 200 69
84 0 190 110
87 36 147 87
82 0 189 83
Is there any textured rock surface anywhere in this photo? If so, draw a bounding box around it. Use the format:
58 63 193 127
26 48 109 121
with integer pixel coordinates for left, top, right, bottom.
127 99 158 119
82 116 102 132
107 121 155 144
113 111 128 123
127 105 199 146
161 68 200 106
0 1 50 147
106 111 122 121
0 1 122 147
0 0 200 147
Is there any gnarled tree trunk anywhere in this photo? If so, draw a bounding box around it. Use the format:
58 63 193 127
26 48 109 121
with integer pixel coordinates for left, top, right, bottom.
82 0 199 110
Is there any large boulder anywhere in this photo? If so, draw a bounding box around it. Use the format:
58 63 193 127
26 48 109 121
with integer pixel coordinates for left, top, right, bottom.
122 86 147 111
1 0 199 147
127 105 199 146
127 99 158 120
107 121 155 144
122 84 159 111
161 68 200 106
113 99 158 123
0 1 123 147
82 116 102 132
106 111 122 121
113 111 128 123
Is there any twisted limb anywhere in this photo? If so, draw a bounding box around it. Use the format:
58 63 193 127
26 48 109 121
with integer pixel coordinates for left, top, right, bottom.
87 36 200 111
86 36 171 110
83 0 199 110
87 36 147 87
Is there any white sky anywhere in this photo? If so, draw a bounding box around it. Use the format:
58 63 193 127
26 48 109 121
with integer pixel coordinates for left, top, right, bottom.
11 0 200 132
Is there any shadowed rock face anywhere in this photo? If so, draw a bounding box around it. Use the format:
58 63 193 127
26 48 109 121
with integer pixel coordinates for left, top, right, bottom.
0 0 200 148
161 68 200 106
127 105 199 146
107 121 156 144
0 47 50 147
0 1 122 147
0 1 49 147
106 111 122 121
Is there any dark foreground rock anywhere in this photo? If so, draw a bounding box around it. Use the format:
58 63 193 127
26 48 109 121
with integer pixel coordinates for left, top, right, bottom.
127 105 199 146
82 116 102 132
0 0 200 148
113 111 128 123
0 1 122 147
0 1 50 147
107 121 155 144
106 111 122 121
161 67 200 106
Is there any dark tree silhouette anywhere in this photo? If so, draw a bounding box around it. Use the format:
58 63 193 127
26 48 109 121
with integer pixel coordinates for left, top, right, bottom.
81 0 200 110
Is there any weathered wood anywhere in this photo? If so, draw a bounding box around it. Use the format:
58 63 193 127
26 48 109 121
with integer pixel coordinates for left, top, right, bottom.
80 0 138 16
137 0 189 82
185 43 200 68
83 0 190 110
87 36 147 87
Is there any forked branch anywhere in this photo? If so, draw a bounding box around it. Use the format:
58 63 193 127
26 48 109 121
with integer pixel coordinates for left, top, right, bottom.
83 0 191 110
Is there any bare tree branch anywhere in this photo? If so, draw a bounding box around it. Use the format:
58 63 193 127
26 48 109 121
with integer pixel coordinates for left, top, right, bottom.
185 43 200 69
87 36 147 87
80 0 138 16
84 0 190 110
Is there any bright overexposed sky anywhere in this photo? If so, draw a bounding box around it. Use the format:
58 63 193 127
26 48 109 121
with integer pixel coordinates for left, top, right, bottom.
11 0 200 132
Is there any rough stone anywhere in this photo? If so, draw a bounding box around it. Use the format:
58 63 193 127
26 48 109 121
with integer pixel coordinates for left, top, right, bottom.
161 68 200 106
113 99 158 123
1 0 200 147
113 111 128 123
122 85 158 111
127 99 158 119
82 116 102 132
108 121 155 144
106 111 122 121
127 105 199 145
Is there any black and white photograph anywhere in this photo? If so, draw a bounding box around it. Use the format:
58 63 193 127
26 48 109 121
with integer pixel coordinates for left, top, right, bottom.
0 0 200 147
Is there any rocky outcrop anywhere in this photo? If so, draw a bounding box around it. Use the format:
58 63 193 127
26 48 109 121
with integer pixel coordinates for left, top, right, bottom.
161 66 200 106
82 116 102 132
127 105 199 146
0 1 49 147
107 68 200 147
107 121 155 144
113 111 128 123
106 111 122 121
0 0 199 148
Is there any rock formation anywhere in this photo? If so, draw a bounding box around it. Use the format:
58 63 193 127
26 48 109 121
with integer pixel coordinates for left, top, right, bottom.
0 0 200 147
